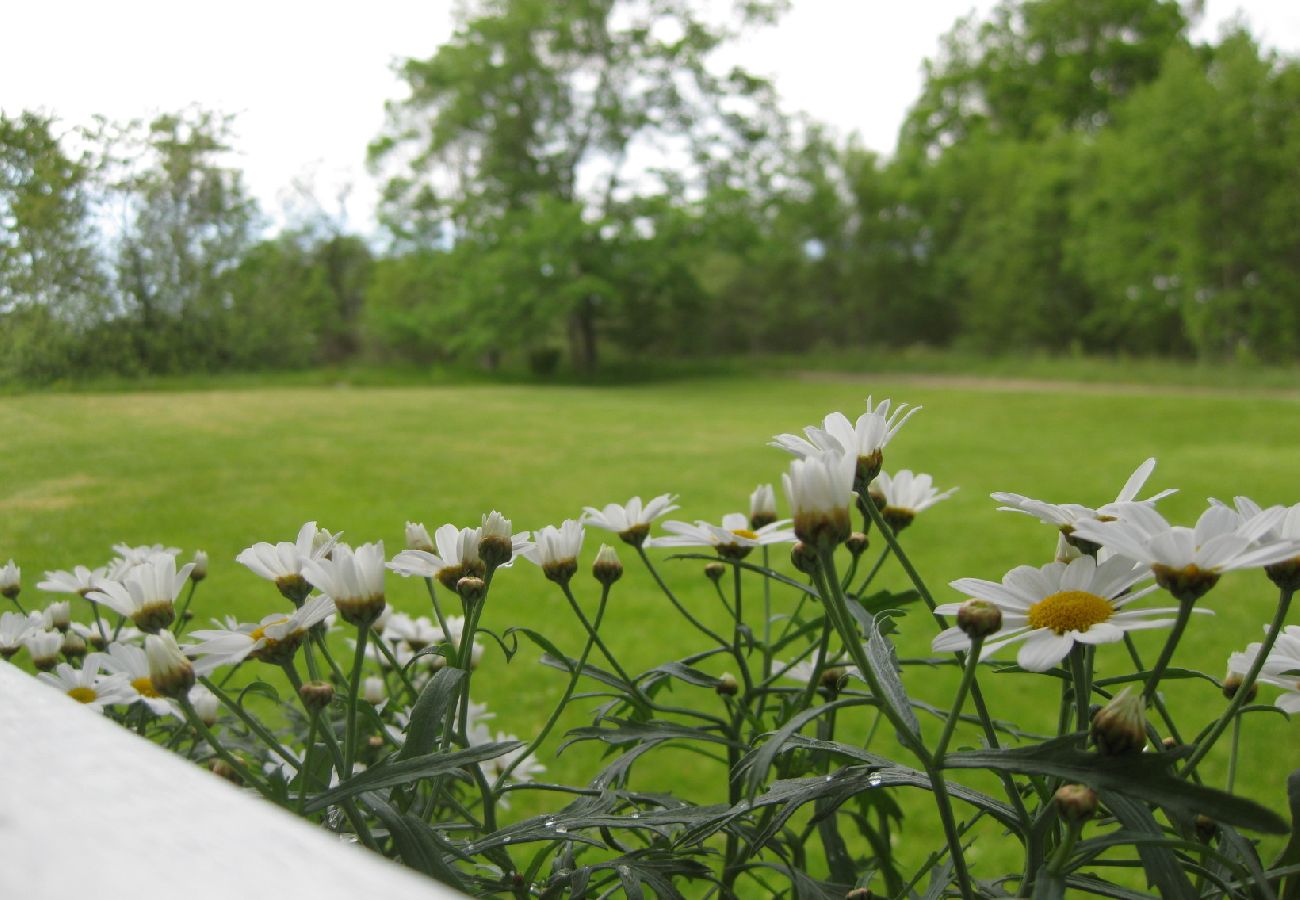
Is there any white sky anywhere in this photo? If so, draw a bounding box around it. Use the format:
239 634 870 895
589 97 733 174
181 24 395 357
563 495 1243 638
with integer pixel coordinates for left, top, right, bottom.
4 1 1298 235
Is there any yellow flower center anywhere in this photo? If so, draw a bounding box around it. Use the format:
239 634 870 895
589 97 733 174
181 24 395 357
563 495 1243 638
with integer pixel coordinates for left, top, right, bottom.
131 676 160 698
730 529 758 541
67 687 97 704
1027 590 1114 635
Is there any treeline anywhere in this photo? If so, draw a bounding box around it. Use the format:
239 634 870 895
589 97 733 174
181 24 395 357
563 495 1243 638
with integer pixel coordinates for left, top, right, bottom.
3 0 1298 385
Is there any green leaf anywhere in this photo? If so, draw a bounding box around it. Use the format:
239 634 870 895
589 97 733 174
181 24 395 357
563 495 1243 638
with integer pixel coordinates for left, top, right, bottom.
397 666 465 760
502 625 572 669
736 698 875 798
236 680 279 706
1097 791 1198 898
364 793 471 890
1031 865 1065 900
305 741 520 812
640 659 725 689
1274 770 1300 900
560 718 738 753
946 735 1288 833
844 602 921 741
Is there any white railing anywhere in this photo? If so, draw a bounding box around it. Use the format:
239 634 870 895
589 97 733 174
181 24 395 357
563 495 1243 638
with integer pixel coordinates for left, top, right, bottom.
0 661 461 899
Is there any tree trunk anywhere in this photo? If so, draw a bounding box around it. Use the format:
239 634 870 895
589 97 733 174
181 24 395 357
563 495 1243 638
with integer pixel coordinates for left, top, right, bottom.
567 296 598 375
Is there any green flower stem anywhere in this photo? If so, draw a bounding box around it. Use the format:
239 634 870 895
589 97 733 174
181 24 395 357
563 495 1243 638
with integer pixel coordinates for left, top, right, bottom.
422 576 455 651
559 581 634 686
371 632 419 703
344 621 370 777
1227 714 1243 792
1182 586 1294 778
297 715 319 814
86 597 108 645
6 594 26 615
1120 635 1185 744
794 618 833 714
731 563 754 698
1141 596 1197 704
173 581 199 636
761 546 773 681
1068 645 1091 733
853 546 892 597
198 675 299 769
453 569 494 746
813 547 974 900
494 585 609 790
862 500 937 614
636 545 731 649
934 636 984 761
1046 819 1084 878
179 694 267 793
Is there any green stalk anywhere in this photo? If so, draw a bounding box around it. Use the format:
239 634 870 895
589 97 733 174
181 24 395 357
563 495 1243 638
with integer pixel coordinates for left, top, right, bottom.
1182 586 1293 778
934 636 984 761
559 581 634 686
813 547 974 899
636 545 731 648
1068 645 1091 733
1227 714 1243 793
731 562 754 697
179 694 266 792
173 580 199 636
344 621 370 776
853 545 892 597
198 675 298 768
1141 597 1197 704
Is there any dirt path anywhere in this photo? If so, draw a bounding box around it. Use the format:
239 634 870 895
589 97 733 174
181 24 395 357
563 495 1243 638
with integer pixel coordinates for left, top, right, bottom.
791 369 1300 400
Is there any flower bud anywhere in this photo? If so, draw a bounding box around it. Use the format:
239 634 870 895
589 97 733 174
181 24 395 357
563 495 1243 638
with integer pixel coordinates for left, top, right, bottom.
1161 736 1178 751
846 889 877 900
1195 814 1218 843
1053 783 1099 823
299 680 335 712
1090 687 1147 756
208 759 242 785
190 550 208 583
704 562 726 583
363 675 386 705
715 673 739 697
592 544 623 586
820 666 847 696
790 541 818 576
956 599 1002 640
1221 673 1257 703
146 631 196 700
457 575 486 604
845 532 869 559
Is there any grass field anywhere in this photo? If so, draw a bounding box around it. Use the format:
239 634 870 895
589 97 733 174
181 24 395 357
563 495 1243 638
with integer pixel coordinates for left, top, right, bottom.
3 372 1298 883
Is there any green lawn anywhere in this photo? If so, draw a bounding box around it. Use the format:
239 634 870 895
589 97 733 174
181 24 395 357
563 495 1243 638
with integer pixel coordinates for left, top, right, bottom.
3 374 1297 882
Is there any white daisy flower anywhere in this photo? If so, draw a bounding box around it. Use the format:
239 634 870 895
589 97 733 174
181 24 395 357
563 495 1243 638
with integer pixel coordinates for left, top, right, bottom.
0 611 34 659
480 730 546 784
649 512 795 560
1228 626 1300 713
0 560 20 598
582 493 680 547
37 565 108 596
782 451 857 548
189 684 221 725
1212 497 1300 589
85 553 195 633
479 511 530 568
871 469 957 531
388 524 486 590
25 629 64 670
37 658 135 710
524 520 586 583
236 521 337 604
1072 502 1297 602
931 555 1191 672
749 484 778 529
186 593 335 674
405 522 435 553
301 541 387 627
144 631 195 699
43 600 72 632
992 458 1177 548
114 542 181 564
92 642 180 716
771 397 920 487
382 613 441 650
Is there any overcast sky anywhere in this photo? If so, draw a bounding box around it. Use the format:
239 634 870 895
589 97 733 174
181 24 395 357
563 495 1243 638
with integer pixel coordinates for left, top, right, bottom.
4 1 1298 234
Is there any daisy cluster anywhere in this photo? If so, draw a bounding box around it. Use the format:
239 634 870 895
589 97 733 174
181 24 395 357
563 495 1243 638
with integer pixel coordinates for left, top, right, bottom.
935 461 1300 672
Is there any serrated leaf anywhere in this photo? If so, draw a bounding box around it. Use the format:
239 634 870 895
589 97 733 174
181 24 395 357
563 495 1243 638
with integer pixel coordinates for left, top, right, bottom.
502 626 572 669
946 735 1288 833
844 602 921 741
1100 791 1198 898
736 697 874 798
640 660 723 688
560 717 737 753
306 741 519 811
398 666 464 760
1275 770 1300 900
364 793 471 890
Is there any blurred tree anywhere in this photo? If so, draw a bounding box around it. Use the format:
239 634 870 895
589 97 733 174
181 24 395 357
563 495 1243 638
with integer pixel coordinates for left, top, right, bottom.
102 109 261 371
370 0 786 373
0 112 108 382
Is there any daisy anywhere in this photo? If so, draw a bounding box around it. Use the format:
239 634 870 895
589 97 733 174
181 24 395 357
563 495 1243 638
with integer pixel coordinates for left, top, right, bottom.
113 542 181 565
25 630 64 670
649 512 795 560
1071 502 1297 603
302 541 387 627
85 553 195 633
582 493 679 547
37 658 135 710
186 593 335 674
931 555 1190 672
1228 626 1300 713
236 521 338 605
870 470 957 531
479 511 530 568
992 458 1177 548
524 520 585 583
749 484 778 529
771 397 920 488
0 560 19 599
93 642 180 716
382 613 442 650
782 451 857 549
388 524 486 591
1212 497 1300 590
0 611 34 659
405 522 435 553
37 565 108 596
